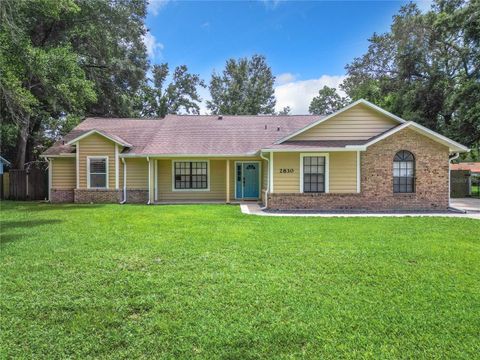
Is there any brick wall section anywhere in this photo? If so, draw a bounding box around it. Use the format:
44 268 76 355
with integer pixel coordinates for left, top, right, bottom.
126 189 148 203
50 189 74 203
268 128 450 211
74 189 122 203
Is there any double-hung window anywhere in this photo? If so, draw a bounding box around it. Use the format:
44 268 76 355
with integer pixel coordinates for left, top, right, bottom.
174 161 208 190
88 157 108 189
302 155 327 193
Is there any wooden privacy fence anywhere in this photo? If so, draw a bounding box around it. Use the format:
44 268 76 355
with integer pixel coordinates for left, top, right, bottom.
8 169 47 201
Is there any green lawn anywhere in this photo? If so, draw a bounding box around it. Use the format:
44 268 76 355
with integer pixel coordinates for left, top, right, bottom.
1 202 479 359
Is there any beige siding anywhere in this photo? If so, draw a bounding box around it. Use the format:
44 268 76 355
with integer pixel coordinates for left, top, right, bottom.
51 158 76 189
272 151 358 193
292 103 397 141
273 153 300 193
329 152 357 193
78 134 116 189
126 158 148 189
157 159 226 201
153 158 264 201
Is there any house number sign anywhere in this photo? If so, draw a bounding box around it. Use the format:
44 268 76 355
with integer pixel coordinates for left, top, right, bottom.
279 168 294 174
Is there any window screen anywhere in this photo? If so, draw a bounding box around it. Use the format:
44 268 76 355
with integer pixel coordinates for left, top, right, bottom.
89 158 107 188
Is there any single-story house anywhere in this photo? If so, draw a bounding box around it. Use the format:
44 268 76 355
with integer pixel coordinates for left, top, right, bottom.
41 99 469 211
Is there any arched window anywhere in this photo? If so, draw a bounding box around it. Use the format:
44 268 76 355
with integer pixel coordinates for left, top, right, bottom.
393 150 415 193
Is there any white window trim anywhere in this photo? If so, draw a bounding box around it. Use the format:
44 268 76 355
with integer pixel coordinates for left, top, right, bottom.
171 160 210 192
234 161 262 200
87 156 109 189
300 153 329 193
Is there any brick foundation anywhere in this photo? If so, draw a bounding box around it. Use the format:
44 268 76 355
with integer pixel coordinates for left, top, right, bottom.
268 128 450 211
126 189 148 203
74 189 122 203
50 189 74 203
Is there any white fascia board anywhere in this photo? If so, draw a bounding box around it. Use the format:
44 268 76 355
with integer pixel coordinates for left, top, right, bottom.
119 153 259 158
260 147 366 153
66 129 131 147
363 121 469 153
40 154 76 158
274 99 406 144
407 122 469 152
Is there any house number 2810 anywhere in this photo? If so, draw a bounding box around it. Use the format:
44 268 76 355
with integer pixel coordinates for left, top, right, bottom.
279 168 294 173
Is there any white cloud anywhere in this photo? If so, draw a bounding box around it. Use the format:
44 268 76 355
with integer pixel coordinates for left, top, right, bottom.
274 75 347 114
148 0 170 16
143 32 164 59
275 72 296 85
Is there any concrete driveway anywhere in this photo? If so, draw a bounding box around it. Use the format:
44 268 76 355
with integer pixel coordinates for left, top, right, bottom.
450 198 480 212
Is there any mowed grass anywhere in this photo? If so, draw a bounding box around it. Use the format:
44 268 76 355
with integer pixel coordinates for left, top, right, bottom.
1 202 479 359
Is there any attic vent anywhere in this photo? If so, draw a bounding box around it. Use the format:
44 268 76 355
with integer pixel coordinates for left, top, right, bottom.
277 126 280 131
265 124 267 130
218 115 223 120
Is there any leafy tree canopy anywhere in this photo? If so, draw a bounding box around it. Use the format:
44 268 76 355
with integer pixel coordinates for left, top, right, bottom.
207 54 276 115
0 0 148 168
340 0 479 148
309 86 349 115
138 63 205 118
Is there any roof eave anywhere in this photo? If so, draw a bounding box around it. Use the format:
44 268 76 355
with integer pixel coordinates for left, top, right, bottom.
362 121 469 153
261 146 367 153
66 129 132 148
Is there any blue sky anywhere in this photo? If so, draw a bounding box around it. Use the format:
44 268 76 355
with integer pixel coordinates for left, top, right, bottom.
145 0 432 114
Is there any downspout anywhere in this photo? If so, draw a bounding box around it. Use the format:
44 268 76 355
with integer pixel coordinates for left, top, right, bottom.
120 158 127 204
448 152 460 208
47 158 52 202
260 152 270 209
147 156 151 205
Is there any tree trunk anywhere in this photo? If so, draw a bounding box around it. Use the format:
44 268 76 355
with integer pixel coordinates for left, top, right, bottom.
13 116 30 170
25 117 42 164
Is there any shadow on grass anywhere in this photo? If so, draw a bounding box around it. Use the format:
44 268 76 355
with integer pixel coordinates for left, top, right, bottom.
0 201 106 212
1 219 63 244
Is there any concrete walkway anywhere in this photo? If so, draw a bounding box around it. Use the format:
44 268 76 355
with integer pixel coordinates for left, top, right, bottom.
240 203 480 219
450 198 480 212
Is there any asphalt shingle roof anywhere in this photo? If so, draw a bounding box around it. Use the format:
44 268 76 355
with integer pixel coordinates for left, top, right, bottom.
44 114 340 156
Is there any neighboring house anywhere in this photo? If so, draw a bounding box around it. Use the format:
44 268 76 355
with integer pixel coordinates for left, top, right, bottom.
0 156 11 175
450 162 480 174
450 162 480 198
41 99 468 211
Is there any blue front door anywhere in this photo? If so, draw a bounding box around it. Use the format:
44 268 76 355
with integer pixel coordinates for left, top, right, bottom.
236 162 259 199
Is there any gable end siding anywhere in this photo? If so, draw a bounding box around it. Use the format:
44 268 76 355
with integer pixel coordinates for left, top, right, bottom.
292 104 398 141
78 134 116 189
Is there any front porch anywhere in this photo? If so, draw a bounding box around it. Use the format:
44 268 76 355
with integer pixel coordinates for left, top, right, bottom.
136 157 268 204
